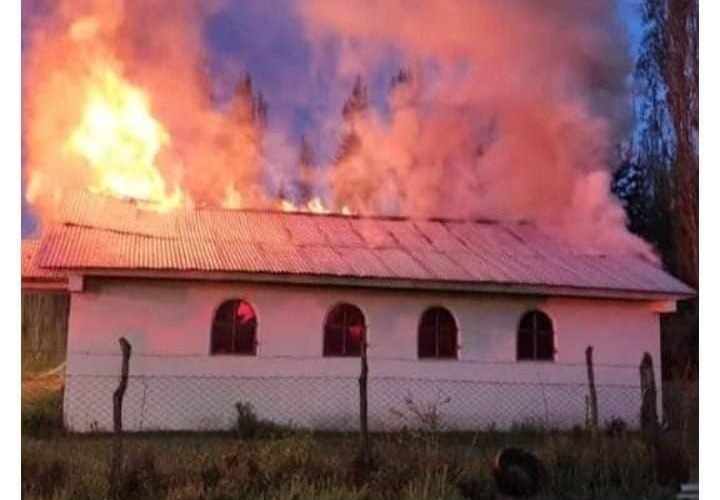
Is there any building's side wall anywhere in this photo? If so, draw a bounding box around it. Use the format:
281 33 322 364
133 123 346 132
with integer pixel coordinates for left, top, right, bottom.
64 278 662 432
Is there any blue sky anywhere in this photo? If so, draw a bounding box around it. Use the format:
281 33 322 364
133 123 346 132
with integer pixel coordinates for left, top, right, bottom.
21 0 645 236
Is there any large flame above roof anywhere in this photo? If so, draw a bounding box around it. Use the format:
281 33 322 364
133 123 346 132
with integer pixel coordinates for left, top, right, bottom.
64 66 185 211
22 2 345 221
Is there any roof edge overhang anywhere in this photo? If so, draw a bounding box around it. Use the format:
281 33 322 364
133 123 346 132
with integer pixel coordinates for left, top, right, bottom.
57 267 694 302
21 277 69 293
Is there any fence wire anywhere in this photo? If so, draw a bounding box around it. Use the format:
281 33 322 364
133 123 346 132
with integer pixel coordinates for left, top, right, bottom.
63 371 643 433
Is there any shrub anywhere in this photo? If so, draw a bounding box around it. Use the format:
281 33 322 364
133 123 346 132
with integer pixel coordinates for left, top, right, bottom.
390 392 451 432
234 401 290 439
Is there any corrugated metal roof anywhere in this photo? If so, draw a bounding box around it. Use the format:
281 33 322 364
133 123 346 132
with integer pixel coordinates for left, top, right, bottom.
34 193 693 298
21 239 68 288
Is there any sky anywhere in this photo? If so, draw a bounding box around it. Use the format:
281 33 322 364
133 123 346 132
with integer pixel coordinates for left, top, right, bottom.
20 0 645 237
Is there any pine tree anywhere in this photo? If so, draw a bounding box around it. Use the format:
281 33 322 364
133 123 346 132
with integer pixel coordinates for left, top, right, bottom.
334 76 368 165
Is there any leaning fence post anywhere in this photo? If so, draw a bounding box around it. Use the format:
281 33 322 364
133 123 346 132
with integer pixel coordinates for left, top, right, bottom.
639 352 659 447
358 338 373 472
110 337 132 497
585 346 599 434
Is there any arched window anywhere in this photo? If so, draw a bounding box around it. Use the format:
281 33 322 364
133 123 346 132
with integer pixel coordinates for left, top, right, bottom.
323 303 366 357
418 306 458 359
516 310 554 361
211 299 258 355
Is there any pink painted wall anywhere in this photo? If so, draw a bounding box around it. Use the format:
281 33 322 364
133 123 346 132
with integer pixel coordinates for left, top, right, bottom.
64 278 665 431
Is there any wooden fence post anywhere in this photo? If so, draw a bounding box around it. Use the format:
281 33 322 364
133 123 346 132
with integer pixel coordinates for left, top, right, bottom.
639 352 659 447
585 346 599 434
110 337 132 497
359 338 373 472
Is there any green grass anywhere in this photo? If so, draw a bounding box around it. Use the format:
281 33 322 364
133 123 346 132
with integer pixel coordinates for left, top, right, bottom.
21 379 680 499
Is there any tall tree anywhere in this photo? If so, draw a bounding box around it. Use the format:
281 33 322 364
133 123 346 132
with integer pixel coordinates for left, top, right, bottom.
625 0 699 378
633 0 698 288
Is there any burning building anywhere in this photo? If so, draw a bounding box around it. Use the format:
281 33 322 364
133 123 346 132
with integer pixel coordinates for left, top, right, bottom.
24 192 692 431
21 0 695 431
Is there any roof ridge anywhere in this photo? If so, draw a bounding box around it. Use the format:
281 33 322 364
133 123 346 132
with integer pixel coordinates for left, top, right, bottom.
63 189 520 225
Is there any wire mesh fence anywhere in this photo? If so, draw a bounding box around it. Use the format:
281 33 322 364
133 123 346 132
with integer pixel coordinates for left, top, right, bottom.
23 343 698 498
63 369 644 433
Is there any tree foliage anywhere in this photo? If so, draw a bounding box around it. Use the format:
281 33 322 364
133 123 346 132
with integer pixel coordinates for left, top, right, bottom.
623 0 698 287
615 0 698 377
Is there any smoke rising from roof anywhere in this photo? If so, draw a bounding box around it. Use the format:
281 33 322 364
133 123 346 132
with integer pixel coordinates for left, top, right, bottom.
298 0 651 256
22 0 654 257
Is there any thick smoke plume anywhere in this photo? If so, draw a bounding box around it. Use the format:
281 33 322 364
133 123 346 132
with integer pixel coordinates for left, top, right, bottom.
299 0 652 255
23 0 653 257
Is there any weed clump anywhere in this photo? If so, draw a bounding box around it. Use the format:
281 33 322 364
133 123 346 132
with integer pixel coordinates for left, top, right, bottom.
234 402 291 439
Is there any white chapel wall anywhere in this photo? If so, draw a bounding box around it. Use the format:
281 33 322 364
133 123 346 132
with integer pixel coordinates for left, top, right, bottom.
63 278 663 432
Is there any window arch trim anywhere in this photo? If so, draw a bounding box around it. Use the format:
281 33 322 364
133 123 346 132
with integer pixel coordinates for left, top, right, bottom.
516 309 555 362
210 298 259 356
323 302 367 357
417 305 459 360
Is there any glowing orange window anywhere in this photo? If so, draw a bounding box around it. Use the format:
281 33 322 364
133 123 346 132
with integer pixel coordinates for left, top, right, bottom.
323 303 366 357
211 299 258 355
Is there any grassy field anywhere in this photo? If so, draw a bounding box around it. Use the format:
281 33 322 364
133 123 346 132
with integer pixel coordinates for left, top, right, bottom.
21 374 680 500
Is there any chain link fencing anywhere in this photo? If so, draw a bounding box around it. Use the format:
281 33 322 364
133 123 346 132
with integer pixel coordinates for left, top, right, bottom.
63 356 645 433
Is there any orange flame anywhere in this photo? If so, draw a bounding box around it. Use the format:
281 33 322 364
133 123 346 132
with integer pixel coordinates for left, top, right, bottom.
279 196 354 215
24 5 359 219
63 66 186 212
